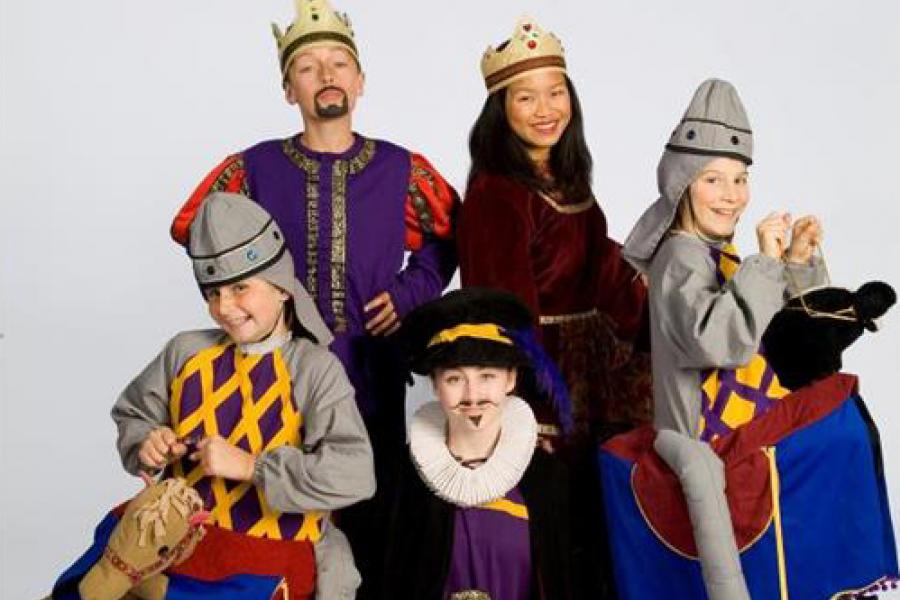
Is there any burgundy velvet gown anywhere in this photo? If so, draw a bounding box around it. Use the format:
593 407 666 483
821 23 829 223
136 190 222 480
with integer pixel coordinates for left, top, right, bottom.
458 173 651 443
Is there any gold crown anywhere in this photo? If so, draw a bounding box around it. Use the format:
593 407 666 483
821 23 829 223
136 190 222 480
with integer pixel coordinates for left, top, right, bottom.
271 0 359 78
480 16 566 94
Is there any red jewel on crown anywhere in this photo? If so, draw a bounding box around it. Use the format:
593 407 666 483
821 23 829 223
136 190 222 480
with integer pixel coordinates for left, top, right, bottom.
527 40 537 49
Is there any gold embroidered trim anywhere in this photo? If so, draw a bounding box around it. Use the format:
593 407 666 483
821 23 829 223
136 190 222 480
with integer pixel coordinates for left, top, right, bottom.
536 190 594 214
212 156 250 197
449 592 492 600
347 139 376 174
281 138 375 331
408 163 436 234
539 307 598 325
330 139 376 332
537 423 560 437
331 161 349 332
281 139 321 295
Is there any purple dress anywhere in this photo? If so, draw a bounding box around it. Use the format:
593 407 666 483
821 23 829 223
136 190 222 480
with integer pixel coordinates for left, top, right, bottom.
444 488 533 600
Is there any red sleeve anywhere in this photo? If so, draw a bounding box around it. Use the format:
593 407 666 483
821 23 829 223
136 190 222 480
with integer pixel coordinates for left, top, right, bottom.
170 154 247 245
404 153 459 251
457 174 540 319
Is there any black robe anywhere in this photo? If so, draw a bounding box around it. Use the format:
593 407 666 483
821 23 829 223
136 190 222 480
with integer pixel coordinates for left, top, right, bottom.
380 448 577 600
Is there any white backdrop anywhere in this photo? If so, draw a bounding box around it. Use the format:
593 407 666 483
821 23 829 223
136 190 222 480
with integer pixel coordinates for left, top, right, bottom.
2 1 899 597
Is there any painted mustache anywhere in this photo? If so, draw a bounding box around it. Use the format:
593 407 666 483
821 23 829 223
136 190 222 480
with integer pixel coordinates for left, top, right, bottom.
452 399 500 410
451 400 500 428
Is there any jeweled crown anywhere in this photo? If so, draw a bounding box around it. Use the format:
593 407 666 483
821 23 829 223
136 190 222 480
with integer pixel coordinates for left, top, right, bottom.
271 0 358 78
480 16 566 94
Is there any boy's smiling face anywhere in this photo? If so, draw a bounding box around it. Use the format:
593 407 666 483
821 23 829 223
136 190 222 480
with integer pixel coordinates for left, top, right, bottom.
205 277 289 344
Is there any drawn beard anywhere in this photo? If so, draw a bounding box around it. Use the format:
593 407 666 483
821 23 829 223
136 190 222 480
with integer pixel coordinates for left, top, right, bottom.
314 86 349 119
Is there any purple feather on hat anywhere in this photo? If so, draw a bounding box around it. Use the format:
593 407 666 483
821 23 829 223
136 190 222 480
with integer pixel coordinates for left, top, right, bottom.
506 327 573 435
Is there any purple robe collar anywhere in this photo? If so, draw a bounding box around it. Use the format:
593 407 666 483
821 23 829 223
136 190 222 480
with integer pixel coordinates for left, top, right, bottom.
288 132 366 162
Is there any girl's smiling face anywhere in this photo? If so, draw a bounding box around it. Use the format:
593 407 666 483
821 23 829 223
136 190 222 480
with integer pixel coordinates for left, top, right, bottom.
504 70 571 163
683 157 750 239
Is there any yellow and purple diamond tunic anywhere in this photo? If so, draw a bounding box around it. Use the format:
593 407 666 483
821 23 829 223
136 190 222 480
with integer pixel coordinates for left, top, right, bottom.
167 339 322 540
106 329 375 598
645 233 826 437
696 243 791 441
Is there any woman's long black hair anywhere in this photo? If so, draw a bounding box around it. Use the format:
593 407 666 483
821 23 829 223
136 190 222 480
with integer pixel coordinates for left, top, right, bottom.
467 75 593 203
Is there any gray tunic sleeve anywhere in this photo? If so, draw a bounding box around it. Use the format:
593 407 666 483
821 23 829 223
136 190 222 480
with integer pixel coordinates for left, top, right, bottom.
784 255 829 297
111 331 216 475
253 343 376 513
653 237 786 370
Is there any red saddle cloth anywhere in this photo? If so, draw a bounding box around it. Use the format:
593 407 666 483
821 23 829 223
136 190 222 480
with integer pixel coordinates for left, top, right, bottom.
166 524 316 600
602 373 858 557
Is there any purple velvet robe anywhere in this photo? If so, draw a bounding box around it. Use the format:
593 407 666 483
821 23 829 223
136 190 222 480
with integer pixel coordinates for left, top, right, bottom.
444 488 533 600
240 134 455 424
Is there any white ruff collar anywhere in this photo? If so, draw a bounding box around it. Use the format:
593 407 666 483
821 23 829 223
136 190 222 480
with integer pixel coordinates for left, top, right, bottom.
409 396 537 507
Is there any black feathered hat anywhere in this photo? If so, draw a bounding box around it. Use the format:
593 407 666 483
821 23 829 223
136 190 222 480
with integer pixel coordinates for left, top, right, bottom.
403 287 532 374
402 287 573 433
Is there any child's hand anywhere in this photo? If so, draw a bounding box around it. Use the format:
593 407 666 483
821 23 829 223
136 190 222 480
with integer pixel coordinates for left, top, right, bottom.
190 435 256 482
756 212 791 259
138 427 187 470
364 291 400 336
785 216 822 264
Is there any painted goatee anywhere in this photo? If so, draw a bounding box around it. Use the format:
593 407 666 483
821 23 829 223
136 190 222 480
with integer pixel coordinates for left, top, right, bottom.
315 87 349 118
469 415 483 427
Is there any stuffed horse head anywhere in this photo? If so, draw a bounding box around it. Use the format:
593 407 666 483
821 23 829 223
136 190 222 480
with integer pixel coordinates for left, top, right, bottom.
762 281 897 390
77 476 209 600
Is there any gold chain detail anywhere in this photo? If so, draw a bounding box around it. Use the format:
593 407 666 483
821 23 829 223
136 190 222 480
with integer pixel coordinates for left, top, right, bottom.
538 307 598 325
